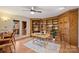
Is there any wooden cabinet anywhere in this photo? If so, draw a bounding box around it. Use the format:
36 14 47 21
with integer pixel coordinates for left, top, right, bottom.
69 10 78 46
58 9 78 46
58 15 70 43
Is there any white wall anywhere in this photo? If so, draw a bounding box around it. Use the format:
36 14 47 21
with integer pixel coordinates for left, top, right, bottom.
0 12 30 39
17 17 30 37
26 17 30 36
0 12 14 32
0 18 14 32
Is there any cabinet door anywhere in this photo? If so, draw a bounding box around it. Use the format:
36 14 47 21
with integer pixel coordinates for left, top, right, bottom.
63 16 70 43
69 11 78 46
59 17 64 33
59 16 70 43
59 17 64 42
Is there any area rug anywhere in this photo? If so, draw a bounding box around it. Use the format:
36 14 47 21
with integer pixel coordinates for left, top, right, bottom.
24 39 60 53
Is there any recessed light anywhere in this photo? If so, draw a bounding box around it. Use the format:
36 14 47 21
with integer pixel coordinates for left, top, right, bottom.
59 7 65 10
30 11 35 14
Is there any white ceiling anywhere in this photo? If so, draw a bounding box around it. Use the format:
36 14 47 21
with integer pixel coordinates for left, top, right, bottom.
0 6 78 18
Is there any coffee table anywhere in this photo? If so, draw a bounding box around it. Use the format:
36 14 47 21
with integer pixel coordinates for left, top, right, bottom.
31 33 50 47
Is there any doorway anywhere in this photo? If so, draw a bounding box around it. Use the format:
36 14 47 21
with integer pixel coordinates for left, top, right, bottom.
22 21 27 35
13 20 20 37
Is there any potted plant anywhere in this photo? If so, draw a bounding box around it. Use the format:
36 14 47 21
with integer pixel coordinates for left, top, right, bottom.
50 29 57 41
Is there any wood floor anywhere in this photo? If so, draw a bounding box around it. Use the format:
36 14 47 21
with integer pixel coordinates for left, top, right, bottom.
15 37 79 53
15 37 35 53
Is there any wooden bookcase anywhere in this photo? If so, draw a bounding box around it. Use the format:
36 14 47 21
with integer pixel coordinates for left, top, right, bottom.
46 18 53 33
40 19 46 34
30 17 58 35
32 20 41 33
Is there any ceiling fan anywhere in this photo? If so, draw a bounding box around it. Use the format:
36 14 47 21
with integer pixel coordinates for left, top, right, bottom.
23 6 42 14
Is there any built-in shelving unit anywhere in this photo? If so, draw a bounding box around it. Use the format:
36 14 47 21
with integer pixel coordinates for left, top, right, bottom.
32 20 41 33
30 18 58 35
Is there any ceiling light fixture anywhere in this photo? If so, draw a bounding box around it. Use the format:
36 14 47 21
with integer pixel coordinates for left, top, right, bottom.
1 16 9 21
